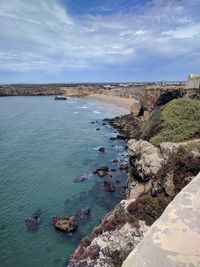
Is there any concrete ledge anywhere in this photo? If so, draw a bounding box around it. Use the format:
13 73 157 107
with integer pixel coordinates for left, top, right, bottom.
122 172 200 267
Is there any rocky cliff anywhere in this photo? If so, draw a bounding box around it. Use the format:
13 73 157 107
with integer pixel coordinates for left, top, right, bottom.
67 88 200 267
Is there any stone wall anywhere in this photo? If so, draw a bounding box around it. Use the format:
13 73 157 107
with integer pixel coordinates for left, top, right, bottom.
122 172 200 267
186 74 200 89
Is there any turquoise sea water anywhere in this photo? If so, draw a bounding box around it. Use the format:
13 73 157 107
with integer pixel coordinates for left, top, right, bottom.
0 96 129 267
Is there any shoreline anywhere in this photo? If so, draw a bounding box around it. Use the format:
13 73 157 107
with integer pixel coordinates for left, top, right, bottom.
84 94 135 111
67 88 200 267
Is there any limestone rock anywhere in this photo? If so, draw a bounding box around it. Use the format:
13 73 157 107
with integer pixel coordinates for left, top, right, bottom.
128 139 164 181
67 200 149 267
53 216 77 233
160 140 200 160
130 100 141 117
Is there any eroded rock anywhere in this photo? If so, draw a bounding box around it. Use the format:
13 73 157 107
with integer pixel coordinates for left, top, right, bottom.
131 100 142 117
53 216 77 233
128 139 164 181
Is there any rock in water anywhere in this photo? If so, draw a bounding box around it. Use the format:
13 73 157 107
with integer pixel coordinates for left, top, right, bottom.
93 166 109 177
73 175 88 183
98 147 105 153
53 216 77 233
25 209 41 232
104 181 116 192
54 96 67 100
76 208 91 220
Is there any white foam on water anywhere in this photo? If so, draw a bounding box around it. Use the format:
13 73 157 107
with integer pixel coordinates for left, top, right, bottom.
80 106 88 109
93 111 101 114
73 111 79 114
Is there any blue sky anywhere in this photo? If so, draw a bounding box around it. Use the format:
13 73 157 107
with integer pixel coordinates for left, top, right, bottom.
0 0 199 83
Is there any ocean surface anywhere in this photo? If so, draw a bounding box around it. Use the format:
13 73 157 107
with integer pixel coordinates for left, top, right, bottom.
0 96 129 267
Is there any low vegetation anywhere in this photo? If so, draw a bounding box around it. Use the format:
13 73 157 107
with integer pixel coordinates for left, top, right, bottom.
141 98 200 146
158 146 200 194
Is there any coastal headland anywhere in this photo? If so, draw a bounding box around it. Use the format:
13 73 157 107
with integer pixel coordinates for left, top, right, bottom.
1 83 200 266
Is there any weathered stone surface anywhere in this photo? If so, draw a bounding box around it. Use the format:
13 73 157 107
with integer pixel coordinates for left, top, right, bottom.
53 216 77 233
130 100 142 117
122 172 200 267
67 200 149 267
128 139 164 181
186 74 200 89
160 139 200 160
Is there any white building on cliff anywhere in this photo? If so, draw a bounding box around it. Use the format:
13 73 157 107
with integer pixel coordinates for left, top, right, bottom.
186 74 200 89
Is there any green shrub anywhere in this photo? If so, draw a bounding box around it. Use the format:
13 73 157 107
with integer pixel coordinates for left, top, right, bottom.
140 107 163 141
149 98 200 145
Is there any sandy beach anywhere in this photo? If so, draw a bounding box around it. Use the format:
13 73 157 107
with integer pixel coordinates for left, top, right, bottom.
85 94 135 111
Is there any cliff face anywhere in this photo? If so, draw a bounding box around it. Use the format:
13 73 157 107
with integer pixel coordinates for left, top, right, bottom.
67 200 149 267
66 88 200 267
0 85 103 96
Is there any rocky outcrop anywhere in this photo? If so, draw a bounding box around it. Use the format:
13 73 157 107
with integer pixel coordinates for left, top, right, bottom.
130 100 142 117
160 139 200 160
128 139 164 182
53 216 78 233
93 166 109 177
67 200 149 267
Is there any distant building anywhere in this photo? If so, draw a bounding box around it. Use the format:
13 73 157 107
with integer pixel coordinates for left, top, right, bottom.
186 74 200 89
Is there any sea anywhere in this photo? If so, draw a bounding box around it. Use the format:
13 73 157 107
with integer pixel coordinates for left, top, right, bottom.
0 96 129 267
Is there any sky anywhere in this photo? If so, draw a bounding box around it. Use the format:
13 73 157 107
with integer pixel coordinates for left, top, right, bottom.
0 0 199 83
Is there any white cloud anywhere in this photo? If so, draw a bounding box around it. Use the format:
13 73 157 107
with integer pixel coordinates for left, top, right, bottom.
0 0 199 74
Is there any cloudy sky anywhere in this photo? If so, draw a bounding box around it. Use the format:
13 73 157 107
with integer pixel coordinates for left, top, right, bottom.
0 0 199 83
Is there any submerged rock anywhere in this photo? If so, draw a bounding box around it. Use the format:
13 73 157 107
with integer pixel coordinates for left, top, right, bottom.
76 208 91 220
119 163 129 172
104 181 115 192
74 175 88 183
117 134 127 140
110 137 117 141
53 216 77 233
25 209 41 232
